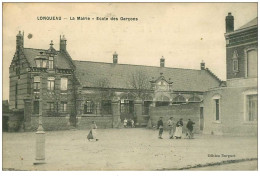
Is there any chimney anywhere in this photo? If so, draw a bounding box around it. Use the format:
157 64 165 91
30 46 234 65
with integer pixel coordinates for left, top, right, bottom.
200 60 205 70
226 12 234 33
16 31 24 51
160 56 165 67
113 52 118 64
60 35 67 51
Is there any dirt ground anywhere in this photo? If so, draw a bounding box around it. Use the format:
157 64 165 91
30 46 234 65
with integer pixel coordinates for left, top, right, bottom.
2 128 258 171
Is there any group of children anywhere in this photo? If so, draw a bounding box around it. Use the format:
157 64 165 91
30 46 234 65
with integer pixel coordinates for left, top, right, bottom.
123 118 135 128
157 117 195 139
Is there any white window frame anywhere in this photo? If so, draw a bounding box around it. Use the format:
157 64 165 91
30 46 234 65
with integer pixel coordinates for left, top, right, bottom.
60 77 68 91
244 47 257 78
47 77 55 91
243 89 257 123
232 50 239 73
48 56 54 69
212 94 221 123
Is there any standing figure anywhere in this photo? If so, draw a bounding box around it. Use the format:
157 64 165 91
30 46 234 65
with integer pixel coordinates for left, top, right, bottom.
167 117 174 139
186 119 195 139
131 119 135 128
87 121 98 141
157 117 164 139
174 118 183 139
123 118 128 128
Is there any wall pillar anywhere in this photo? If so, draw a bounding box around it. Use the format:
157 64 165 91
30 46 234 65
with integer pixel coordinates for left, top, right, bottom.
112 99 121 128
23 97 32 131
134 99 143 127
76 99 83 127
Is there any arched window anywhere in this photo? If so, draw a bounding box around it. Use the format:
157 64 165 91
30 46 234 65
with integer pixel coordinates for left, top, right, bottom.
84 100 94 114
173 95 186 104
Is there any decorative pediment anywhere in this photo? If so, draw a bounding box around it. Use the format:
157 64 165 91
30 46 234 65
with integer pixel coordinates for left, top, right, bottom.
150 72 173 92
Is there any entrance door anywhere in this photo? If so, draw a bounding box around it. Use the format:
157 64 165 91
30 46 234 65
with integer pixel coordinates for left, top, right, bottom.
200 107 204 131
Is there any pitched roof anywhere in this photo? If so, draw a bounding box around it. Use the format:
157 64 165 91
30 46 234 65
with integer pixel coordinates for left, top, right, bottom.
23 48 72 69
74 61 221 92
238 17 258 30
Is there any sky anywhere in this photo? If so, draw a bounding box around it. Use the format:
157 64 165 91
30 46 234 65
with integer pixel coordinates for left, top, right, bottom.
2 3 258 100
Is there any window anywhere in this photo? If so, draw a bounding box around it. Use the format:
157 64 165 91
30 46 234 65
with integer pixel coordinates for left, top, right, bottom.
212 94 221 122
47 77 55 91
42 60 47 68
101 100 112 115
61 102 67 112
247 95 257 122
60 78 68 91
47 102 55 112
36 60 41 67
84 100 94 114
246 49 257 78
33 101 39 114
143 101 153 115
232 50 239 73
48 56 54 69
33 76 40 92
215 99 220 121
120 100 134 114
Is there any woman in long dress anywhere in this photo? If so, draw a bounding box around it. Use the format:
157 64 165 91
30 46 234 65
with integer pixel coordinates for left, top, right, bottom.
88 121 98 141
174 118 183 139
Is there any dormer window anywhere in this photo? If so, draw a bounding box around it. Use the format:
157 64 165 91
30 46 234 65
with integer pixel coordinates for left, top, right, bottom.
36 60 41 67
48 56 54 69
42 60 47 68
35 51 47 68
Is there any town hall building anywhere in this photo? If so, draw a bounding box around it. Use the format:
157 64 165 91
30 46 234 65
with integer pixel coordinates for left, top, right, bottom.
8 13 257 136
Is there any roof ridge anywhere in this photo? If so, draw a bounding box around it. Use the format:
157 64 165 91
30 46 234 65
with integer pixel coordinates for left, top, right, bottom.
73 60 202 71
24 47 60 52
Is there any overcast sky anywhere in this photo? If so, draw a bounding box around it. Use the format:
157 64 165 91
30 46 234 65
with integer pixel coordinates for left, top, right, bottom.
2 3 257 100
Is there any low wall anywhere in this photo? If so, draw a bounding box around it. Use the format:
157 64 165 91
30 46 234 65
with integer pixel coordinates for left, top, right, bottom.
77 115 113 129
28 116 71 131
148 103 201 133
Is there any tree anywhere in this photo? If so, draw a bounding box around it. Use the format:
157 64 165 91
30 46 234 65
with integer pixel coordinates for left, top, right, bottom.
129 70 152 100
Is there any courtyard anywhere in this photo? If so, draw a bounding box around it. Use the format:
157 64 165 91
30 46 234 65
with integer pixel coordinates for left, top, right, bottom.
2 128 258 171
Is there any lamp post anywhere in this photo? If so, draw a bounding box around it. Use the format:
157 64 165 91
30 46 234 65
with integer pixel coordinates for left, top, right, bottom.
33 76 45 165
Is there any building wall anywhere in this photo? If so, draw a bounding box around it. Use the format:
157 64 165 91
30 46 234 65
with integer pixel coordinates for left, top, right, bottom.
149 103 201 133
9 52 30 110
203 80 257 136
225 27 257 79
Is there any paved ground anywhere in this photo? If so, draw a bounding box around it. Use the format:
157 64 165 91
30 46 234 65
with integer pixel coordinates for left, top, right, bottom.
2 128 258 171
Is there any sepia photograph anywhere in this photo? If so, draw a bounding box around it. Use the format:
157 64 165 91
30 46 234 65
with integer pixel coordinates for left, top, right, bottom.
1 2 258 171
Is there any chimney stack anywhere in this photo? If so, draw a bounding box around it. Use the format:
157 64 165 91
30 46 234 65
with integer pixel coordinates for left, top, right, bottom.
160 56 165 67
113 52 118 64
226 12 234 33
200 60 205 70
60 35 67 51
16 31 24 51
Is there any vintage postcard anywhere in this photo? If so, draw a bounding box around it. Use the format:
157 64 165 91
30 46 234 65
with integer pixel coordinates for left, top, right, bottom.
2 2 258 171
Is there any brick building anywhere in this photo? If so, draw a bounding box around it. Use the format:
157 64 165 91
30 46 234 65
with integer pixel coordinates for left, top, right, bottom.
8 30 222 131
203 13 258 136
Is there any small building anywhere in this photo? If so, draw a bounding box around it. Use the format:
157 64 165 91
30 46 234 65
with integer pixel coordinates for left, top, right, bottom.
203 13 258 136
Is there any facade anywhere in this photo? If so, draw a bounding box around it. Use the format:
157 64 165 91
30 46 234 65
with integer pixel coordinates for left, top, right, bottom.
203 13 258 136
8 32 222 131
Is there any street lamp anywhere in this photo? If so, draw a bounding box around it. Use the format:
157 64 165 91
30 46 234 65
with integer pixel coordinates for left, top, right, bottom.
33 76 46 165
